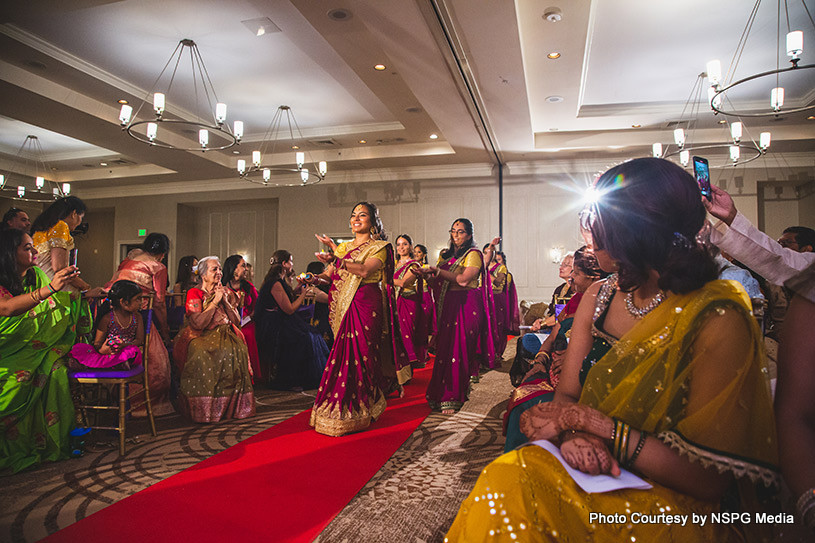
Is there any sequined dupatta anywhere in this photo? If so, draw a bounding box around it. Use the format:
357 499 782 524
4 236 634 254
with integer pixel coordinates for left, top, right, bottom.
579 279 779 487
328 240 411 384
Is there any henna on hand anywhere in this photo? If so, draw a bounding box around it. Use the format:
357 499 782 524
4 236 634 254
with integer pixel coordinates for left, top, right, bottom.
519 403 613 442
560 431 619 476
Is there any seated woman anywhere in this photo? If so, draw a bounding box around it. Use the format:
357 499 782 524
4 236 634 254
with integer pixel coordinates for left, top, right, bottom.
173 256 255 423
447 158 779 542
70 280 144 371
172 255 198 294
255 250 328 390
0 228 81 472
222 255 260 380
503 246 607 452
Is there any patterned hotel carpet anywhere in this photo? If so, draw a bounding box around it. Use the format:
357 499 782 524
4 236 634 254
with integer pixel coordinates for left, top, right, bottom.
1 346 515 543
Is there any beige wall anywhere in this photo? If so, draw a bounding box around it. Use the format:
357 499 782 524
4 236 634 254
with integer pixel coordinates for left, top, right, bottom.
73 207 115 289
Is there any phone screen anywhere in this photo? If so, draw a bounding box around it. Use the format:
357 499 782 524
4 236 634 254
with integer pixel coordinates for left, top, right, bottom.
693 156 711 200
69 248 78 268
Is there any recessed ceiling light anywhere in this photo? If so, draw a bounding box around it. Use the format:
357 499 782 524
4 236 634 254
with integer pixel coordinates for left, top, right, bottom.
291 145 300 150
118 99 128 105
808 115 815 120
545 95 564 103
547 52 561 59
374 64 387 71
100 162 108 166
429 133 439 139
631 124 642 128
232 150 240 154
359 139 367 144
718 119 727 124
327 8 353 21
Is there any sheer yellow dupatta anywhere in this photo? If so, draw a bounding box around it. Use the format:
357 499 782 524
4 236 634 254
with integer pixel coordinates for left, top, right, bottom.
579 279 779 487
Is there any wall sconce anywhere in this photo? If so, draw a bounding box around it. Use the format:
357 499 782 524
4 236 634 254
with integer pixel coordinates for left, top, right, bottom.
549 246 565 263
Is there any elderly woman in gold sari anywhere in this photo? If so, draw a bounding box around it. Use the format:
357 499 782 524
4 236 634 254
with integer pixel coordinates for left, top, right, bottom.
173 256 255 423
446 158 778 542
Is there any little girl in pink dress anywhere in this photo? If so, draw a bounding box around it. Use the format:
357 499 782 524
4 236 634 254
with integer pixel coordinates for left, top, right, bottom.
70 280 144 370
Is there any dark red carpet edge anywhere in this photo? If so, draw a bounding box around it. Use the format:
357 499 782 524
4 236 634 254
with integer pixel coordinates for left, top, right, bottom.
45 362 433 543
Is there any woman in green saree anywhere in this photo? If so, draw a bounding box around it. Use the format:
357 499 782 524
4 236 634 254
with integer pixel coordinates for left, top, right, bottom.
1 228 86 472
447 158 779 542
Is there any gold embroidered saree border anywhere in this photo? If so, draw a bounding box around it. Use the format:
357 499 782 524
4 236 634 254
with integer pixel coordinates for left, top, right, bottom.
657 430 780 487
329 240 388 337
310 393 387 437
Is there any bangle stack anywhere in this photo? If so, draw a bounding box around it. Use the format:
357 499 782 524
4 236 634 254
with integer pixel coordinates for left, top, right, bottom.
46 283 57 295
797 487 815 529
610 418 648 467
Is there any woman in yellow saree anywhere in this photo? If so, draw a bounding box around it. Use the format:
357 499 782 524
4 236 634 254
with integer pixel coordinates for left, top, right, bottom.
446 158 779 542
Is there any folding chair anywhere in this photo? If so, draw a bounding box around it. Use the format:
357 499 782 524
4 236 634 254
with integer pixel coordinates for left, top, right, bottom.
69 295 158 455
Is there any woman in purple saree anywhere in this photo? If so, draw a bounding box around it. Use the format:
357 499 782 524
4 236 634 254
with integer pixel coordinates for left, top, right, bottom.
393 234 428 368
309 202 410 437
422 219 497 414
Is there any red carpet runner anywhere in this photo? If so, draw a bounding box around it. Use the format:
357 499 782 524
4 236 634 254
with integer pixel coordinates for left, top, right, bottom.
46 363 433 543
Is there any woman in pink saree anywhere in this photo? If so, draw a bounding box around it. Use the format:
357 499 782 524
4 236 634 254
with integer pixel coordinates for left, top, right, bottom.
104 233 173 416
309 202 410 437
422 219 497 414
393 234 428 368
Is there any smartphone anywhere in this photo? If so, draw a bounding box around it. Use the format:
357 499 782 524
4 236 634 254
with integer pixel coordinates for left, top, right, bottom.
69 248 78 268
692 156 712 200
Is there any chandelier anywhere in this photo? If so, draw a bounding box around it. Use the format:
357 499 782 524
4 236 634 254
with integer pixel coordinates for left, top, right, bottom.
653 73 769 169
118 39 243 151
237 105 327 187
707 0 814 117
0 135 70 202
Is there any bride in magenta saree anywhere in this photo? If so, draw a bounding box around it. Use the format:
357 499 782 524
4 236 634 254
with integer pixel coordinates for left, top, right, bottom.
393 235 428 368
423 219 497 413
310 202 410 437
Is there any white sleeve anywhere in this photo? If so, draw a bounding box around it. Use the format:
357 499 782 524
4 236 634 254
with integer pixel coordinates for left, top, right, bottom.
709 212 815 286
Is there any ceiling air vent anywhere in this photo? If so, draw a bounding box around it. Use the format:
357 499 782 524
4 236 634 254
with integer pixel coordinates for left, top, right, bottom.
308 138 339 147
110 158 136 166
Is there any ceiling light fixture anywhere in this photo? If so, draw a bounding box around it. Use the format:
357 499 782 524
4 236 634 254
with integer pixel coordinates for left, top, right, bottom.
359 139 367 144
374 64 387 71
0 135 68 202
707 0 814 117
118 99 128 104
117 39 242 151
429 133 439 139
658 74 766 169
631 124 642 128
237 105 326 187
547 52 561 59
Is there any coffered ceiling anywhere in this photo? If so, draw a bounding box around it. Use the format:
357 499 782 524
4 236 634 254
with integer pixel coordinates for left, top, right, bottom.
1 0 813 197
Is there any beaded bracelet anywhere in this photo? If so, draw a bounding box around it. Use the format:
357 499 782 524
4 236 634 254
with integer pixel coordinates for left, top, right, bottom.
626 431 648 467
610 417 620 444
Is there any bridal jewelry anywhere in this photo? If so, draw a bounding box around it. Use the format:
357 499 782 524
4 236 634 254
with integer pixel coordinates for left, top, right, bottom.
625 289 665 319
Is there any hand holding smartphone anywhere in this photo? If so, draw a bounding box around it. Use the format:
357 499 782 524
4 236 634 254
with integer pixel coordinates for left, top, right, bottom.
692 156 712 200
68 248 79 268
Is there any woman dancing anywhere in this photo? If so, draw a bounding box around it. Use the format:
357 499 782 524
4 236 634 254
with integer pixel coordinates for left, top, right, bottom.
393 234 428 368
309 202 409 436
422 219 497 414
446 158 778 542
